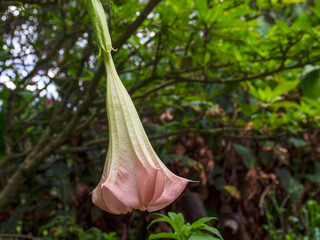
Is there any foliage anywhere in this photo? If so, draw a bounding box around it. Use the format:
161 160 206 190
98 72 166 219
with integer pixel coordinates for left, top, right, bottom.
264 199 320 240
38 215 119 240
147 212 223 240
0 215 119 240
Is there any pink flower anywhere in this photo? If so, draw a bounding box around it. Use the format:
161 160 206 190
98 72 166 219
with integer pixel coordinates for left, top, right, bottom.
92 53 190 214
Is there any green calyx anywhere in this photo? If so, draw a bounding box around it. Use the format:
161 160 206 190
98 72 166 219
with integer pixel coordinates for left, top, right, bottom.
85 0 114 53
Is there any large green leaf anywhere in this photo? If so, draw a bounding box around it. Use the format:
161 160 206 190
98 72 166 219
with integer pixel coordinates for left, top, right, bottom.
189 232 220 240
273 79 300 98
148 232 177 240
301 69 320 100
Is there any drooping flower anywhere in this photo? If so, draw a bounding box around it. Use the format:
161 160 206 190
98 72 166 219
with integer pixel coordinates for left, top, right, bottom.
92 52 190 214
86 0 191 214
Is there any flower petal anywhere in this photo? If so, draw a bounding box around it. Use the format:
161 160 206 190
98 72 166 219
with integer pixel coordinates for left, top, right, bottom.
92 182 131 214
102 185 132 214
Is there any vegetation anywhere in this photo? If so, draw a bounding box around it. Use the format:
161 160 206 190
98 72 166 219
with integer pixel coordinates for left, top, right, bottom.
0 0 320 239
264 200 320 240
147 212 222 240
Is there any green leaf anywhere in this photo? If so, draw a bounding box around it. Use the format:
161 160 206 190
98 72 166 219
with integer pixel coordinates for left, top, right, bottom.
233 143 255 168
288 137 308 148
301 69 320 100
275 19 290 33
271 101 300 111
0 88 10 108
301 162 320 185
167 212 185 231
199 225 223 239
19 90 34 102
190 217 217 230
310 0 320 18
194 0 208 23
147 214 179 232
238 102 259 118
273 79 300 98
204 52 210 64
189 232 219 240
275 168 304 202
148 232 177 240
206 4 222 24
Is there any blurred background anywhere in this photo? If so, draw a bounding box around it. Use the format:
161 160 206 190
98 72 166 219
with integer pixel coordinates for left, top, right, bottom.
1 0 320 239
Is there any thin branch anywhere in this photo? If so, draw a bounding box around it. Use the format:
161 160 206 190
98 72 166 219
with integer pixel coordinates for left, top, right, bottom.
14 79 53 115
0 0 59 5
174 57 320 84
56 138 107 154
20 35 67 86
132 80 175 99
0 233 39 240
112 0 162 50
0 148 31 169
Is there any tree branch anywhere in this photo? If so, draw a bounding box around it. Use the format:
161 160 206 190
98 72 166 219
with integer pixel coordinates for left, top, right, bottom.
175 57 320 84
0 148 31 169
0 0 59 5
112 0 162 50
0 233 38 240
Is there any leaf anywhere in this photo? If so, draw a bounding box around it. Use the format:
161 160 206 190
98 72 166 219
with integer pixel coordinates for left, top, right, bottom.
238 102 259 118
147 214 178 232
271 101 300 111
189 232 219 240
204 52 210 64
301 162 320 184
301 69 320 100
223 185 240 199
288 137 308 148
148 232 177 240
190 217 217 230
19 90 34 102
275 19 290 33
167 212 185 231
275 168 304 202
194 0 208 23
310 0 320 18
0 88 9 108
206 4 222 24
197 225 224 239
233 143 255 168
223 3 257 19
273 79 300 98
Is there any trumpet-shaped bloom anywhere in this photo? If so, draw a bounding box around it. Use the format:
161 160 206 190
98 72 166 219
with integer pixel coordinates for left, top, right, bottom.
92 53 190 214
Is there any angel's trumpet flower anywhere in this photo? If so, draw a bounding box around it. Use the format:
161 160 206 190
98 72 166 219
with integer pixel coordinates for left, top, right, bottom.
92 53 190 214
86 0 191 214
